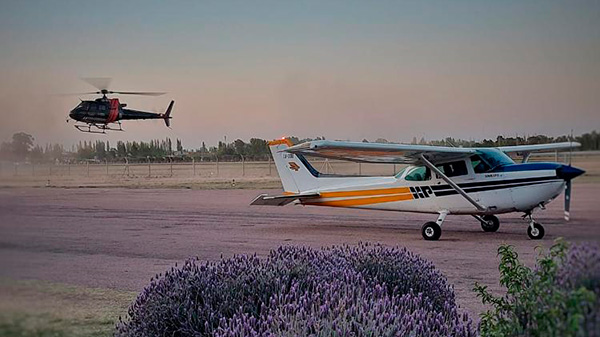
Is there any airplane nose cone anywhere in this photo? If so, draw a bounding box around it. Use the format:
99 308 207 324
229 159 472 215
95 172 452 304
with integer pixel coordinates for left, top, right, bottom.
556 165 585 180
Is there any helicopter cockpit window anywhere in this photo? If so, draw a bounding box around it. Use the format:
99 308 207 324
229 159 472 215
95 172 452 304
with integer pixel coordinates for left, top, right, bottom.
77 102 89 110
404 166 431 181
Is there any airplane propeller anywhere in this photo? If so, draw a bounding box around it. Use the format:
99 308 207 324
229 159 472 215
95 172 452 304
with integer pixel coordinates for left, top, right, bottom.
564 179 572 221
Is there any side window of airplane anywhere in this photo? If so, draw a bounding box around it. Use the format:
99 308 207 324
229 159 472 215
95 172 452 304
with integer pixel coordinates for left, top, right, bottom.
405 166 431 181
436 160 468 177
470 155 491 173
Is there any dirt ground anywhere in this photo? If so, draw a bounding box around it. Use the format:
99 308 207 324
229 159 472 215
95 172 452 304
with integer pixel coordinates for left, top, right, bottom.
1 183 599 322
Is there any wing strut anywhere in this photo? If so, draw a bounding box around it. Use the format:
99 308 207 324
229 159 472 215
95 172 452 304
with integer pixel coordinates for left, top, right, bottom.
419 154 486 211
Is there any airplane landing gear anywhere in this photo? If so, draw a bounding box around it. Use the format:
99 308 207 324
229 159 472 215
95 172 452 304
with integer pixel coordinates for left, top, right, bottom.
422 222 441 240
523 212 545 240
422 211 447 241
479 215 500 232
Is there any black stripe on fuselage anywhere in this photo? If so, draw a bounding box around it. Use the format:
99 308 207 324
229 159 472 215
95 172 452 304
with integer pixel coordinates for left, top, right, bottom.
432 179 561 197
430 175 557 192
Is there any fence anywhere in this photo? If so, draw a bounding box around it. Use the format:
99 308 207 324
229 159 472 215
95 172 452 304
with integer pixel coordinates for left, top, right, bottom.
1 151 598 180
0 159 406 179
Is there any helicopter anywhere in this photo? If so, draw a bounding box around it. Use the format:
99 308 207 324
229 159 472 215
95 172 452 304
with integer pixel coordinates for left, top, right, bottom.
66 78 174 134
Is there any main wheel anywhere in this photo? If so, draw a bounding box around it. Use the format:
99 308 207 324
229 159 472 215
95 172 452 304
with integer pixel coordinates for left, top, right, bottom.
422 221 442 241
481 215 500 232
527 222 545 240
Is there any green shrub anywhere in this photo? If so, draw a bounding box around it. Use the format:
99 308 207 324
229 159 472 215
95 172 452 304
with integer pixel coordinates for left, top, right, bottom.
474 240 597 337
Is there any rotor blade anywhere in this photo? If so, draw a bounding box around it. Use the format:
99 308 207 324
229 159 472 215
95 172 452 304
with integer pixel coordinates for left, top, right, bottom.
108 91 166 96
81 77 112 91
564 179 572 221
55 91 101 96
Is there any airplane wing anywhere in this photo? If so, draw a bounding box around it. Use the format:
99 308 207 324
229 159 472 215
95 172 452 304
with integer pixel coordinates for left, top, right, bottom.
285 140 476 164
498 142 580 153
250 192 321 206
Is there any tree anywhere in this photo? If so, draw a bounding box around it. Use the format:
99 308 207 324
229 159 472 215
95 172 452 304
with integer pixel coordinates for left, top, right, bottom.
11 132 34 160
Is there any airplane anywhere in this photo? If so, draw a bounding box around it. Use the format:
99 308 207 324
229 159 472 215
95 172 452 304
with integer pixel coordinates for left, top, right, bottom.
64 78 174 134
251 138 585 240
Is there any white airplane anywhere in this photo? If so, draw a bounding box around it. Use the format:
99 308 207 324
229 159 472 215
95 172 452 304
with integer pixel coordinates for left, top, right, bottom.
251 138 585 240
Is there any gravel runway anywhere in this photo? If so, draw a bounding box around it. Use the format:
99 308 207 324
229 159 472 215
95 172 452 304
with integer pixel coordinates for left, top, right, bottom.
1 185 599 316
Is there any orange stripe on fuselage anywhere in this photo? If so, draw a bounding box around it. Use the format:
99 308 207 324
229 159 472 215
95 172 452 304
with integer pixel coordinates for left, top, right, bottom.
320 187 410 198
305 193 413 207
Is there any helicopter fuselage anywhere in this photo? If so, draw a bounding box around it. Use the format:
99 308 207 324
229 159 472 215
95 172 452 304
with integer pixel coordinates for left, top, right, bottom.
69 98 165 125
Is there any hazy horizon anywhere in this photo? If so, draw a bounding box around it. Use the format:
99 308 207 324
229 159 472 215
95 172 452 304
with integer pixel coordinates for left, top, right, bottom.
1 1 599 148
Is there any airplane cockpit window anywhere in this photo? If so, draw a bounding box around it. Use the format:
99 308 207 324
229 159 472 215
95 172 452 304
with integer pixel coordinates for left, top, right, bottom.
470 155 492 173
436 160 468 177
405 166 431 181
394 166 408 178
477 149 515 171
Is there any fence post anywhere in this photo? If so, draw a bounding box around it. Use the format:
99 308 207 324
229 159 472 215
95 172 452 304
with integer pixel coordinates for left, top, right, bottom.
216 156 219 176
87 161 90 177
393 164 396 175
192 158 196 176
242 156 245 177
268 156 272 176
106 159 109 176
170 159 173 177
147 157 151 177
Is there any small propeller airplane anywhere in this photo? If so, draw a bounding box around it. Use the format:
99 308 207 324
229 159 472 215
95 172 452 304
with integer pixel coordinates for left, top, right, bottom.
65 78 174 134
251 138 585 240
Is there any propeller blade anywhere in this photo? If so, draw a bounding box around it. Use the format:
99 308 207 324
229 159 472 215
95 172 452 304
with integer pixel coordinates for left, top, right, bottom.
564 179 572 221
81 77 112 91
108 91 166 96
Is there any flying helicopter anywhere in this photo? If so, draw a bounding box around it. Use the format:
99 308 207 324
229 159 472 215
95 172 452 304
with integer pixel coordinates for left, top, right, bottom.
65 78 174 134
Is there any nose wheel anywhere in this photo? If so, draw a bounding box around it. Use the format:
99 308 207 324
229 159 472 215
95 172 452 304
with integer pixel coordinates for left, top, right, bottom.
523 213 545 240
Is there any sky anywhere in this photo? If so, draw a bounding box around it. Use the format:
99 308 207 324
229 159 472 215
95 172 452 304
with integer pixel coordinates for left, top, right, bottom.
0 0 599 148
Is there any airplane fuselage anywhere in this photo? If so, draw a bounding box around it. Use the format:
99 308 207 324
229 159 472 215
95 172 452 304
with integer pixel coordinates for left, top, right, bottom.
299 163 566 215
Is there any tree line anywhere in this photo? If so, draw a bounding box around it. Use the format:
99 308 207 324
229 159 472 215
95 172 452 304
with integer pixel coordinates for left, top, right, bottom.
1 131 598 163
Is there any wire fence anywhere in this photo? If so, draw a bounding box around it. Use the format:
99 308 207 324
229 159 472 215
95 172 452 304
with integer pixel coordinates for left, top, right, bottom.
1 151 598 180
0 160 405 179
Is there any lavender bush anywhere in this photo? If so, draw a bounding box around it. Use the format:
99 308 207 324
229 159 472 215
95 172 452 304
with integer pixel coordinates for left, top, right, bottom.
116 243 475 336
557 242 600 336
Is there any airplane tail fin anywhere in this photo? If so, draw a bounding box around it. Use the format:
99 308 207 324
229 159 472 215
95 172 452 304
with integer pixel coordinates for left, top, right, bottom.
268 139 320 193
163 100 174 127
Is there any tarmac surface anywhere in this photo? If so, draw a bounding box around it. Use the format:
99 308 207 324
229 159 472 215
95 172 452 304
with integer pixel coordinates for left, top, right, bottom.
1 184 599 316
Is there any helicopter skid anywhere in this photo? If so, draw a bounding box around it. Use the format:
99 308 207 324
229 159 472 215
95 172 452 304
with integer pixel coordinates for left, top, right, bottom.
74 122 124 134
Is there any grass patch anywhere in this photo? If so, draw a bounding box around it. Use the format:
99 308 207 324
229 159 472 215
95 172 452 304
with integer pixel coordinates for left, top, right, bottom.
0 278 136 337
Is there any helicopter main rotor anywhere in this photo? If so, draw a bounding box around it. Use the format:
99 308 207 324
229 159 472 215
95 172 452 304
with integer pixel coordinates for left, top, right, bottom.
63 77 166 98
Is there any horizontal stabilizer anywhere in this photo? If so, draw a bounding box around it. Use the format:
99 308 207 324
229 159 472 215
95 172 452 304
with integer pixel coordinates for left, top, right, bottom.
250 193 320 206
